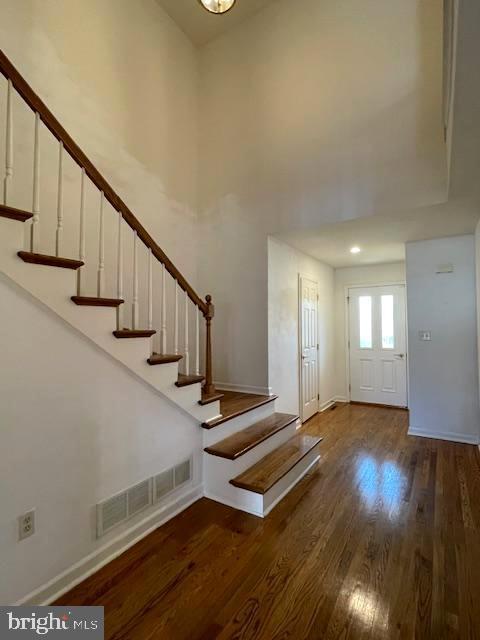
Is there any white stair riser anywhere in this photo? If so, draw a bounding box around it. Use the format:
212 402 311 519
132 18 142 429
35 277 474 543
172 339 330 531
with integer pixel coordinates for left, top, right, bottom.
203 419 298 504
203 400 277 447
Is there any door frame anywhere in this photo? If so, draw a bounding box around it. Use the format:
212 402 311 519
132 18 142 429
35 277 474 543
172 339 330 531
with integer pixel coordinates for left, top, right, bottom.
298 273 319 423
344 281 408 405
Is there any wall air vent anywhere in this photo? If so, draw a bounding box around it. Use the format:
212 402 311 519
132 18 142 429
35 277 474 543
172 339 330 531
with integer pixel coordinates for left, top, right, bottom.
96 492 127 538
174 459 191 487
97 460 192 538
127 479 152 517
153 468 175 503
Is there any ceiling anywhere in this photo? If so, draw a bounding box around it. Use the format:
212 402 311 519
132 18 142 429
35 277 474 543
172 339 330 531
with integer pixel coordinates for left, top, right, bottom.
277 200 480 269
156 0 274 46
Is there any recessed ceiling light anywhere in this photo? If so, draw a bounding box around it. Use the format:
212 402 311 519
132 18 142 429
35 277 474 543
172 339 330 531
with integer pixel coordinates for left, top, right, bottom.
198 0 236 14
350 246 361 254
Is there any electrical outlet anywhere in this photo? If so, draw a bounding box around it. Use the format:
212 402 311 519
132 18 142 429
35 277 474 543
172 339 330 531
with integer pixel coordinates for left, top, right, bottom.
18 509 35 541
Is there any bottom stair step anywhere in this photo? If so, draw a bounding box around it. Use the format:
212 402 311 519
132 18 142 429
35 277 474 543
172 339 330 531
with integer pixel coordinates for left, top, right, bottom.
230 434 323 495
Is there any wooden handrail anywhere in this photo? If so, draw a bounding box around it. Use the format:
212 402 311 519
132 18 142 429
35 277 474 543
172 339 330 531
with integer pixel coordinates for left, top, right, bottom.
0 49 207 315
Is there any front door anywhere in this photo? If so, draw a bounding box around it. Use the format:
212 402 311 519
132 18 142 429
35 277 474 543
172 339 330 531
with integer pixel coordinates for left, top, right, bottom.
348 285 407 407
299 275 319 421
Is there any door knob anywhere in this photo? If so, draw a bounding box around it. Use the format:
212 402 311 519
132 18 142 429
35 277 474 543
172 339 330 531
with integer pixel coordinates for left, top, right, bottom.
394 353 404 359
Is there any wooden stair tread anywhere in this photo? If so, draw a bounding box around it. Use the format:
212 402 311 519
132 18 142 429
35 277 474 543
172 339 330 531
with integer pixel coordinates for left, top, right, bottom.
176 374 205 387
0 204 33 222
199 391 225 406
205 412 298 460
148 353 183 365
230 434 323 495
202 391 278 429
71 296 124 307
18 251 84 270
113 329 156 338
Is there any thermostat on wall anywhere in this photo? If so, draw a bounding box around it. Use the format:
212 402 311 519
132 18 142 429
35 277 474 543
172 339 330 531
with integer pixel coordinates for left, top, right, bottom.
435 263 454 274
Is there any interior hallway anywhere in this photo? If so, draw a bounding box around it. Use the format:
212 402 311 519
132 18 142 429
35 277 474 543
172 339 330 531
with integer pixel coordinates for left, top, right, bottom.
57 404 480 639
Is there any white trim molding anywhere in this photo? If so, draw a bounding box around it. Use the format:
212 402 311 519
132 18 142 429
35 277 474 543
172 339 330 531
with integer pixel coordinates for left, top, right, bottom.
16 485 203 606
319 398 336 412
215 381 273 396
317 397 349 413
408 426 479 446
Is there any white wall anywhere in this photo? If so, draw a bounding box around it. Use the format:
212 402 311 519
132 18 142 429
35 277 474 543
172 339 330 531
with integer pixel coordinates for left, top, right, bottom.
334 262 406 400
268 237 335 415
406 235 480 444
198 0 445 389
476 220 480 404
0 0 199 286
0 276 202 605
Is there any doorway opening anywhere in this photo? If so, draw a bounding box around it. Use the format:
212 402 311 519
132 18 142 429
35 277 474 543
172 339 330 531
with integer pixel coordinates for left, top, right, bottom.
299 274 319 422
347 284 408 408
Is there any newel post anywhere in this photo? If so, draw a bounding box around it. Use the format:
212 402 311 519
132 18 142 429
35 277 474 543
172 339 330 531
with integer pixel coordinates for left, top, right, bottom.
203 294 216 397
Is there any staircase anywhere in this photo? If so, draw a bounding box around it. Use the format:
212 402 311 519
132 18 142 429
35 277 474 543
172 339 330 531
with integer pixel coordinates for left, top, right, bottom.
0 50 322 518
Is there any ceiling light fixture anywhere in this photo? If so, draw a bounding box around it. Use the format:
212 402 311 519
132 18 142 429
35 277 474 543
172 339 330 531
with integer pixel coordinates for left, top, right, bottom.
198 0 236 14
350 246 361 254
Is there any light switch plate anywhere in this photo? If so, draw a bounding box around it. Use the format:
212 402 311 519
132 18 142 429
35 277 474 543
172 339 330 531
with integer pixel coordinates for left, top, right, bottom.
419 330 431 341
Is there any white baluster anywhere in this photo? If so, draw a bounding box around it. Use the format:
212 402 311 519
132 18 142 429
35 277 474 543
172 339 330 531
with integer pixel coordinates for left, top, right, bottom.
174 281 179 355
97 191 105 297
30 112 40 252
184 291 190 375
132 230 138 329
160 264 167 354
195 306 200 376
76 168 86 295
116 211 124 330
147 248 153 332
3 79 13 205
55 141 64 256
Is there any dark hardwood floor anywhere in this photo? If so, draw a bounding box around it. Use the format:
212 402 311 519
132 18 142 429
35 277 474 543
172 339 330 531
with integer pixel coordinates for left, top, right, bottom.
56 404 480 639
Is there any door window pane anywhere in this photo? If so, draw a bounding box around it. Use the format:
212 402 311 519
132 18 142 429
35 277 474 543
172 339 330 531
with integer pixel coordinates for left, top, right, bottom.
381 295 394 349
359 296 372 348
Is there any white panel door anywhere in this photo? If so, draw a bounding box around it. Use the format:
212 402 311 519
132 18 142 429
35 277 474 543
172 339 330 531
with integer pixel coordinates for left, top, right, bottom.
299 276 319 421
348 285 407 407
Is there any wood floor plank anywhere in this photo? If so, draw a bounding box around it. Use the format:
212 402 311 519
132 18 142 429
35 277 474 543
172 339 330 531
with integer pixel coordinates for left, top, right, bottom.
55 404 480 640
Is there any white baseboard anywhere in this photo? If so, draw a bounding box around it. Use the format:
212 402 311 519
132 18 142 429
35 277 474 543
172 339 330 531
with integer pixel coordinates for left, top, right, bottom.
334 395 348 404
215 381 273 396
408 426 479 445
319 398 337 412
16 485 203 606
204 491 262 518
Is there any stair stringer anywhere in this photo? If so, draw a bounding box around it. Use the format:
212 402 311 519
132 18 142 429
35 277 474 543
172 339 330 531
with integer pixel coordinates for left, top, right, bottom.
0 218 220 423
